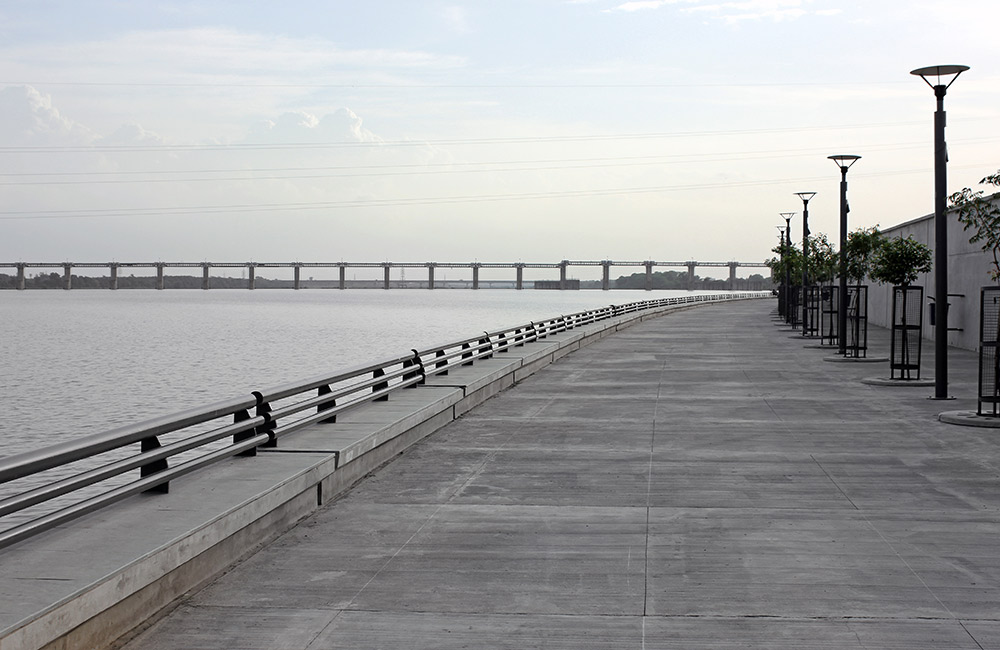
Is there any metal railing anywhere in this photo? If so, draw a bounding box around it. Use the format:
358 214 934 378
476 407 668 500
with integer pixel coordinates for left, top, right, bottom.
0 292 765 549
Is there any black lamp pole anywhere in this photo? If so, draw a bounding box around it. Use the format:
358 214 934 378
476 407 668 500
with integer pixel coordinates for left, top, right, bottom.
829 155 860 355
781 212 795 323
911 65 968 400
795 192 817 335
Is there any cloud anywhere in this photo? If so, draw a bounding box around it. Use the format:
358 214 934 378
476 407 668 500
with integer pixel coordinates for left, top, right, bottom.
0 85 95 146
245 108 383 144
606 0 839 23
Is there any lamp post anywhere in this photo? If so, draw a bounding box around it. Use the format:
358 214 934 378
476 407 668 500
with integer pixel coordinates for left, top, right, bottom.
829 155 861 355
780 212 795 323
911 64 969 400
776 225 786 315
795 192 817 335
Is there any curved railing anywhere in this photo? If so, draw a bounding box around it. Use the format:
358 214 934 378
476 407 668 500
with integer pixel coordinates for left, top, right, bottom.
0 292 766 548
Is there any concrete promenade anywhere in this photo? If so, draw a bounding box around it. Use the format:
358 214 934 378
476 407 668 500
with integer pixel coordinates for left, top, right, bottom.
119 299 1000 649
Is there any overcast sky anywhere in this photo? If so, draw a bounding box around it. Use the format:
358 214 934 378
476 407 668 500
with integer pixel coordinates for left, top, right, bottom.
1 0 998 276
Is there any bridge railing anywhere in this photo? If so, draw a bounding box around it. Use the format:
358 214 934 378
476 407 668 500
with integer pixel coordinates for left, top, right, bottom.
0 292 767 549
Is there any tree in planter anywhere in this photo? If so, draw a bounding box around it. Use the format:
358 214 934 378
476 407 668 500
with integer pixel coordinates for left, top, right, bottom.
841 226 885 355
766 242 802 318
870 236 933 379
807 233 838 339
950 171 1000 413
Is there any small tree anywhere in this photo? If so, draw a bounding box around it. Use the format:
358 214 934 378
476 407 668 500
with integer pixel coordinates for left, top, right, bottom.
950 170 1000 282
808 233 838 285
870 236 932 287
765 243 801 285
843 226 884 285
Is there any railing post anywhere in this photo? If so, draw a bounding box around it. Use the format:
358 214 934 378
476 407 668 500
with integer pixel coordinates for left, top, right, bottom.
403 352 424 386
435 349 449 375
461 342 474 365
140 436 170 493
373 368 389 401
317 385 337 423
233 408 255 455
479 333 493 359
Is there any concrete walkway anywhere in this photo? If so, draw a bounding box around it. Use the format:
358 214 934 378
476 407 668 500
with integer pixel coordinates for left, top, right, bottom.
120 300 1000 649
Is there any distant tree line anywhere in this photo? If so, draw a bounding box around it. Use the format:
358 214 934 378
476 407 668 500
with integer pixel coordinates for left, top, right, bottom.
612 270 768 290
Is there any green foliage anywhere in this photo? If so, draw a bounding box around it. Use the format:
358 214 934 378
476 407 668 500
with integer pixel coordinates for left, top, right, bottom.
870 236 932 287
765 242 801 284
807 233 838 284
843 226 884 284
950 170 1000 282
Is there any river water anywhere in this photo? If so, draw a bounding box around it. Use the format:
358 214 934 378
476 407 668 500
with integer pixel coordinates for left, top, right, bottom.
1 288 725 458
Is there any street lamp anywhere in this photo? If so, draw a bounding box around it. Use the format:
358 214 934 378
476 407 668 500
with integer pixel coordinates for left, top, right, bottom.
911 64 969 399
795 192 817 335
781 212 795 323
829 155 861 355
776 225 786 316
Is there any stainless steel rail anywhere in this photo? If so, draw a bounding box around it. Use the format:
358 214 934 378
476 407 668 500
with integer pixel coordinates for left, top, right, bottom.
0 292 766 549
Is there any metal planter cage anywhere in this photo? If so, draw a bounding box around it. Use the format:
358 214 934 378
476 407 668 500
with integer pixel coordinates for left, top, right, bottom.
977 286 1000 416
845 285 868 358
890 285 923 380
802 285 821 337
820 285 838 346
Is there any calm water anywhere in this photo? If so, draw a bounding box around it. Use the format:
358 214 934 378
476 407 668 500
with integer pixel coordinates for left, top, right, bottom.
1 288 722 458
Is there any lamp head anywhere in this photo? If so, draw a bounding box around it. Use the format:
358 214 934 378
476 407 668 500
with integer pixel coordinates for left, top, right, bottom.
911 64 969 91
794 192 817 205
828 154 861 171
780 212 795 224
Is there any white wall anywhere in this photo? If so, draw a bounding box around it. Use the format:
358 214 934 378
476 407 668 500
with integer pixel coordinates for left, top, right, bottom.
867 195 999 351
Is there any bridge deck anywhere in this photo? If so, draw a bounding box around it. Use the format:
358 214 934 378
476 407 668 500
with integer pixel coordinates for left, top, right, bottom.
70 303 1000 646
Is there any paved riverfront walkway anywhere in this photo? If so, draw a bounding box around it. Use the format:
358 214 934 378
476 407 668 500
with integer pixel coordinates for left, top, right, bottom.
121 300 1000 649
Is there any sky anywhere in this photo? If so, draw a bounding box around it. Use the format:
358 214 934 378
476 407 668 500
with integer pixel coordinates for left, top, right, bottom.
1 0 999 280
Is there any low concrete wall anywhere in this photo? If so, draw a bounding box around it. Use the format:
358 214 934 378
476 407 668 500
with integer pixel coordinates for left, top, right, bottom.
0 295 765 650
868 199 998 351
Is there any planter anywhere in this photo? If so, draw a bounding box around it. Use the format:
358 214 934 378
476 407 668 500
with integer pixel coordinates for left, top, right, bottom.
978 286 1000 416
845 285 868 358
803 285 821 337
820 285 838 346
890 285 923 380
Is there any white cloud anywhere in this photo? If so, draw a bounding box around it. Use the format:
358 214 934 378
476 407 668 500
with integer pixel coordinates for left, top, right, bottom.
0 85 95 146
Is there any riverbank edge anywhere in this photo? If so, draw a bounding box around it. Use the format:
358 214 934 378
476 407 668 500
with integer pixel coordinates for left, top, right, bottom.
0 295 766 650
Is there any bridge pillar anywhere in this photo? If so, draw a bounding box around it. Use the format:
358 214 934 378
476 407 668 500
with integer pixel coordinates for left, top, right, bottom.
427 263 436 290
383 264 391 290
687 262 696 291
602 261 611 291
515 265 524 290
729 262 738 291
339 265 346 290
109 264 118 290
202 264 210 290
16 264 25 290
559 261 568 290
156 264 165 290
293 265 301 290
472 264 480 290
644 261 654 291
63 264 72 290
248 265 256 290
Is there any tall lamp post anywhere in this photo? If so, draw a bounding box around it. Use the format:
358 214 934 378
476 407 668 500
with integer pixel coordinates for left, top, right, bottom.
911 64 969 400
795 192 817 335
776 225 786 315
781 212 795 323
829 155 861 355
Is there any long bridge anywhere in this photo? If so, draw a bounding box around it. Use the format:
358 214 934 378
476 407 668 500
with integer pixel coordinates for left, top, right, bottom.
0 259 769 290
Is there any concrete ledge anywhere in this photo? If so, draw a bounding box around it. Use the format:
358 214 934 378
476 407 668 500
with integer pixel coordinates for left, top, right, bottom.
862 377 935 387
939 410 1000 428
823 355 889 363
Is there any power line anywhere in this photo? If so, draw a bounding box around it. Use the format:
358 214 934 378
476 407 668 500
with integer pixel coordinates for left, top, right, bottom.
3 164 983 221
0 120 932 154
